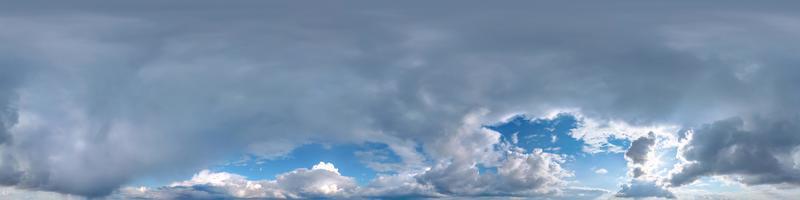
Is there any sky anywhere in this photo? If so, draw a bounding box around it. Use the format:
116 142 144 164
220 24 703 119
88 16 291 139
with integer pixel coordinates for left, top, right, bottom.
1 1 800 199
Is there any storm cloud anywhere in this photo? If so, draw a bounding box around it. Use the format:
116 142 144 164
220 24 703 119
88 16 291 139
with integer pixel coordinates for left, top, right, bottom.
0 1 798 198
669 117 800 186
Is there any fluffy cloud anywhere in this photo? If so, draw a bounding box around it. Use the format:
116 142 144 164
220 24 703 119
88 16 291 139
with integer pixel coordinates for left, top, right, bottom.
625 132 656 165
616 180 675 199
358 173 441 199
119 162 357 199
624 132 657 179
413 112 572 196
415 148 570 196
669 117 800 186
617 133 675 198
571 116 679 154
0 1 798 198
119 150 569 199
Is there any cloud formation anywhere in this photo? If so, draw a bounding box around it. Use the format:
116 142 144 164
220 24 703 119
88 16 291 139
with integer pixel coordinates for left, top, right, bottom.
120 162 357 199
118 153 568 200
616 180 676 199
669 117 800 186
625 132 656 166
617 133 675 198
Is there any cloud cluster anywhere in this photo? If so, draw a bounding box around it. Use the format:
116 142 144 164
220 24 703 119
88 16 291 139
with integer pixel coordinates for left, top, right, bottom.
616 180 676 199
669 117 800 186
617 133 675 198
409 111 573 197
119 162 357 199
416 148 570 196
119 150 569 199
626 132 657 178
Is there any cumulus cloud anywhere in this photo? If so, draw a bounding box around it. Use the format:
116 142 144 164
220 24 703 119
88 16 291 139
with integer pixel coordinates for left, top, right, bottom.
626 132 656 165
617 133 675 198
616 180 675 199
0 1 798 198
358 173 441 199
118 149 569 199
571 116 680 154
413 112 572 196
119 162 357 199
415 147 570 196
669 117 800 186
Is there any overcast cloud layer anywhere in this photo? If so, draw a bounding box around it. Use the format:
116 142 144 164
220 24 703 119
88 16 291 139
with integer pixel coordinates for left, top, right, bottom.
1 1 800 199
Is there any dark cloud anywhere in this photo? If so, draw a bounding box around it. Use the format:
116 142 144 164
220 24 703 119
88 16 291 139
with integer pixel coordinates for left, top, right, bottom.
625 132 656 166
617 132 674 198
669 117 800 186
0 1 797 198
0 65 26 145
616 180 675 199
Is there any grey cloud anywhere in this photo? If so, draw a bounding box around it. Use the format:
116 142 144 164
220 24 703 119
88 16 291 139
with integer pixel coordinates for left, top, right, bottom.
415 149 569 197
617 132 674 198
615 180 675 199
0 187 74 200
0 65 26 145
625 132 656 165
118 162 357 199
669 117 800 186
0 1 798 197
358 174 441 199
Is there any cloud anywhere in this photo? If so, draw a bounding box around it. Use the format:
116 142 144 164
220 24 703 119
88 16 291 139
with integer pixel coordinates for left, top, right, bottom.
616 133 675 198
595 168 608 175
625 132 656 165
118 151 569 199
0 187 76 200
358 173 441 199
570 116 680 154
414 146 571 197
118 162 357 199
413 112 572 196
669 117 800 186
616 180 675 199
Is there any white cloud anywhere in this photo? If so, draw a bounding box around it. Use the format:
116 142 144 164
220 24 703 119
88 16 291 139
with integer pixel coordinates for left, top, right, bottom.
359 173 441 198
595 168 609 175
0 187 79 200
119 162 356 199
569 114 680 154
413 110 572 196
311 162 340 175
